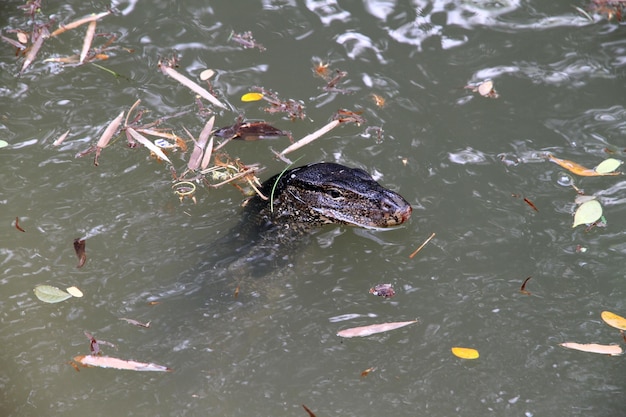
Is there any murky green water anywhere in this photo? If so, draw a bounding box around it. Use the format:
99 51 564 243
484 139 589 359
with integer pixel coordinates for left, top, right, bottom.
1 0 626 416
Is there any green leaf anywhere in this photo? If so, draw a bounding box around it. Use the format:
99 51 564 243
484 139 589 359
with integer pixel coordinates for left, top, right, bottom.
0 140 8 148
594 158 622 174
34 285 72 303
573 199 603 228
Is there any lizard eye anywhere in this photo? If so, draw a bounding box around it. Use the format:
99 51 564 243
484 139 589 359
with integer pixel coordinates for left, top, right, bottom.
327 188 343 199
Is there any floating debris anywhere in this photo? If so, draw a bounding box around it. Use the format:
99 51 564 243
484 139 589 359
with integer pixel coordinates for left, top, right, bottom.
74 238 87 268
229 31 266 52
369 283 395 298
158 57 227 109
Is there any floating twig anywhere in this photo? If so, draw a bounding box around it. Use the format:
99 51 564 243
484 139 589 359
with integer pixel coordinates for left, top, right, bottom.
52 129 70 146
126 127 172 164
159 59 227 109
520 276 532 295
14 217 25 232
94 110 124 166
409 232 436 259
79 20 97 63
74 238 87 268
277 119 340 158
50 10 112 37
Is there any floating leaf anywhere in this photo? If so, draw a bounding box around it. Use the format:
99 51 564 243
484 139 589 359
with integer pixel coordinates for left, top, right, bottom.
14 216 25 232
0 140 8 148
126 127 172 164
241 92 264 102
34 285 72 303
601 311 626 331
477 80 493 96
573 199 602 228
548 154 620 177
594 158 622 174
74 355 172 372
66 286 84 298
559 342 622 356
119 317 151 328
53 129 70 146
451 347 480 359
369 284 395 298
337 320 418 338
74 238 87 268
200 69 215 81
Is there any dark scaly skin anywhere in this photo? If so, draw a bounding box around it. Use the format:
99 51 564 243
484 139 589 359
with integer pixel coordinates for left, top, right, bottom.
226 163 412 277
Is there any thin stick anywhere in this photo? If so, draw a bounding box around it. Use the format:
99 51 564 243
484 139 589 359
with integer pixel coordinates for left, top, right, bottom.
79 21 96 63
409 232 436 259
50 11 111 37
159 65 227 109
20 28 47 75
277 119 340 158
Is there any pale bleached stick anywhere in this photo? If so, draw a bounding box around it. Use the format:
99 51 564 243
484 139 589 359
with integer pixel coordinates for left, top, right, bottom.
79 21 96 63
159 65 227 109
50 11 111 37
278 119 340 158
126 127 172 164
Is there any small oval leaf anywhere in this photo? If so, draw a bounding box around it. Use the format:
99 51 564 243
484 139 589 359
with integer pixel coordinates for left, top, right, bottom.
477 81 493 96
0 140 8 148
34 285 72 303
241 92 264 102
573 199 602 228
200 69 215 81
66 286 84 298
451 347 480 359
601 311 626 331
594 158 622 174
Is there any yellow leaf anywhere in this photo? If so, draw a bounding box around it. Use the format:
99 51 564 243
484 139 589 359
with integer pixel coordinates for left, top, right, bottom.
241 92 264 102
451 347 479 359
547 154 621 177
601 311 626 331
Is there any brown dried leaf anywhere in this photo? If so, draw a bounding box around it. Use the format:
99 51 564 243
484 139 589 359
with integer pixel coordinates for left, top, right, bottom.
74 238 87 268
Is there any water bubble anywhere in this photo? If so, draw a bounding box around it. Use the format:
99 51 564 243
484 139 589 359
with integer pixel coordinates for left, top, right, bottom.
556 172 573 187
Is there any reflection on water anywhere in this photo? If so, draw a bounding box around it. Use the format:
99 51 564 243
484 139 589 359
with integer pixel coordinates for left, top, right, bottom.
1 0 626 416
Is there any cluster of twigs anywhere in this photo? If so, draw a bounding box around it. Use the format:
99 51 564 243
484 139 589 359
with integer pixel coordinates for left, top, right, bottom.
4 3 385 206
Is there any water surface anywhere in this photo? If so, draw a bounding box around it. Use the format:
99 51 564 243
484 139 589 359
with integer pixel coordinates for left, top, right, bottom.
1 1 625 416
